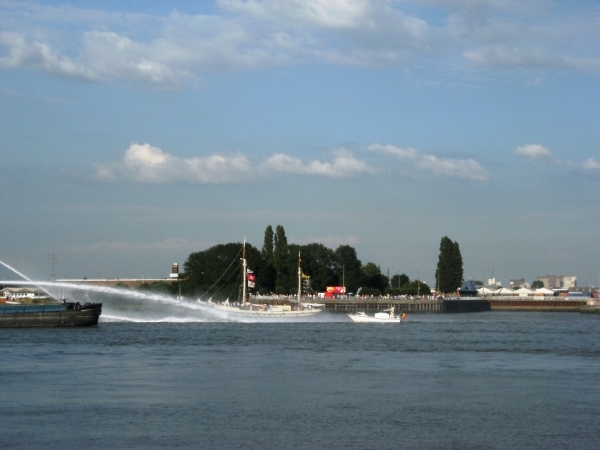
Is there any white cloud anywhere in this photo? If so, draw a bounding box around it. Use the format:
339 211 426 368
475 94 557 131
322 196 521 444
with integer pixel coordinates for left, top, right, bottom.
366 144 420 161
82 31 181 86
583 158 600 170
515 144 552 160
219 0 376 29
261 148 376 178
0 31 97 81
219 0 432 67
219 0 428 36
367 144 489 181
94 144 375 184
95 143 255 184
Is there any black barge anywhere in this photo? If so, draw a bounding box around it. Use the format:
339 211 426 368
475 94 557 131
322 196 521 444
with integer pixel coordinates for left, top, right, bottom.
0 302 102 327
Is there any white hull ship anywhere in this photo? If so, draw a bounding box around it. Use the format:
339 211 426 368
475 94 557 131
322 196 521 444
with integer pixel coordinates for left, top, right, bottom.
207 301 322 317
198 240 323 317
348 307 405 323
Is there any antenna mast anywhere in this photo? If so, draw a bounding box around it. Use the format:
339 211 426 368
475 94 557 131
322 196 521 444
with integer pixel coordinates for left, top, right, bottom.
48 249 57 282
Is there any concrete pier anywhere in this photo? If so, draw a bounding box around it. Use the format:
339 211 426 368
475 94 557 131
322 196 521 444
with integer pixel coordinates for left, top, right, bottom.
488 298 587 311
323 297 587 313
324 298 446 313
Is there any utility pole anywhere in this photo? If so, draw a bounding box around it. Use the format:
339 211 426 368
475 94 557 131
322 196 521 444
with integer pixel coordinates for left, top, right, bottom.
48 249 57 282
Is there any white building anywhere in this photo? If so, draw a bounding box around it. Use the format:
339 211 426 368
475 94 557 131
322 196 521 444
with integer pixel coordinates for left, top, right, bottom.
1 287 45 299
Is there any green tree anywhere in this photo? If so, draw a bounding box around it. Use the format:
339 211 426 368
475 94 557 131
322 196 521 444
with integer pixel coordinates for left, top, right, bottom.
362 262 389 294
391 273 410 288
182 242 265 300
334 245 362 293
435 236 463 293
276 243 300 294
260 225 276 292
274 225 287 253
386 280 430 296
298 243 336 292
261 225 274 262
273 225 289 291
531 280 544 289
137 281 173 294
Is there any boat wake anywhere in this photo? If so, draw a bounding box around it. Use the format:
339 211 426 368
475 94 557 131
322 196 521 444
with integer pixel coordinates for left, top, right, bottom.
0 279 342 323
100 313 210 323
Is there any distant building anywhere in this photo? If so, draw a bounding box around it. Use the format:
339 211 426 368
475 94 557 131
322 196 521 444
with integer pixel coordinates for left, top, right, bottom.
458 280 478 297
537 275 577 289
562 276 577 289
1 287 46 299
488 278 501 288
510 278 526 289
170 263 179 279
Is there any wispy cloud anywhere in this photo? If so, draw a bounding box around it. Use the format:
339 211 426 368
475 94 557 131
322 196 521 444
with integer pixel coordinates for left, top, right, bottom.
70 237 212 253
291 235 360 248
0 1 597 86
464 46 600 72
583 158 600 170
367 144 489 181
515 144 552 161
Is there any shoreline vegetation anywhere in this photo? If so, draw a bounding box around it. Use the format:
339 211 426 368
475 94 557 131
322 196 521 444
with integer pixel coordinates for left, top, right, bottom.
179 226 458 301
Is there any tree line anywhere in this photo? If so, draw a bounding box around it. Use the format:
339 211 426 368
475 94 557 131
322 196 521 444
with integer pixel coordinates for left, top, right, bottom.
138 227 464 299
177 225 450 300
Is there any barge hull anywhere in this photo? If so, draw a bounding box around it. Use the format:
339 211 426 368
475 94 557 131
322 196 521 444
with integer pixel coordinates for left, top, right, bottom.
0 304 102 327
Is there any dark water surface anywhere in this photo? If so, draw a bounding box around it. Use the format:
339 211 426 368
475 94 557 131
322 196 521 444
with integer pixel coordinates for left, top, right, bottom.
1 312 599 449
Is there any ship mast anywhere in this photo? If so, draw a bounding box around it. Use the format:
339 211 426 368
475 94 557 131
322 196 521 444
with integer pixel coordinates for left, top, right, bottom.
242 238 247 304
297 251 302 307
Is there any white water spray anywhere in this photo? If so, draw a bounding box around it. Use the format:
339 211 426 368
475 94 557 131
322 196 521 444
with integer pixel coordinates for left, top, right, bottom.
1 260 341 323
0 260 33 281
1 279 339 323
0 259 55 298
1 279 213 321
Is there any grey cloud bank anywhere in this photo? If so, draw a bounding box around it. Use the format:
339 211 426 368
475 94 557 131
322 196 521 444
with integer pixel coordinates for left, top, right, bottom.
0 0 598 87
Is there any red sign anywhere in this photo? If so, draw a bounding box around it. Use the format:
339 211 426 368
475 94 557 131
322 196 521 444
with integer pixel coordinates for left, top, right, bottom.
326 286 346 294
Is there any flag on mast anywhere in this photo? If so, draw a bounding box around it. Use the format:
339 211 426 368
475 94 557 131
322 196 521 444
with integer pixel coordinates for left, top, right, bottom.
247 269 256 288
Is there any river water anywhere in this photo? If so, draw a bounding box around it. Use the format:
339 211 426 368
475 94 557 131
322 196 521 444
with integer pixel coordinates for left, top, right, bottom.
1 311 599 449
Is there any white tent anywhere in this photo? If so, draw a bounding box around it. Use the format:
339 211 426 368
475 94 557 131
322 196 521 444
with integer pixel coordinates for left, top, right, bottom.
478 287 495 295
494 287 515 296
515 287 533 297
534 288 554 296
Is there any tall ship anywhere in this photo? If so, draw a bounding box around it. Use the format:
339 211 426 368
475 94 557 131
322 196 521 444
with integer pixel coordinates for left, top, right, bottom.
199 240 322 317
0 301 102 327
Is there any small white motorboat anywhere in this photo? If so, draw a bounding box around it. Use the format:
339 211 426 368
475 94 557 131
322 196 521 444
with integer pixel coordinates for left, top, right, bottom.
348 307 405 323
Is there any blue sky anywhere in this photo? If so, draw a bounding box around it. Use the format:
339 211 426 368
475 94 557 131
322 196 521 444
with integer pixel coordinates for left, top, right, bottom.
1 0 599 287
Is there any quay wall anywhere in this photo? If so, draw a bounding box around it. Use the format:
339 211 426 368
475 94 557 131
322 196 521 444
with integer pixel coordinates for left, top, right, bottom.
324 299 446 314
323 297 587 313
488 298 586 311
